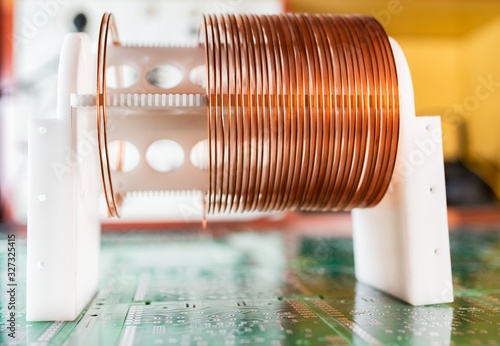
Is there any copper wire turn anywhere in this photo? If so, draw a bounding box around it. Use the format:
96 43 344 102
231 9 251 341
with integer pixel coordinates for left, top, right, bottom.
97 13 121 217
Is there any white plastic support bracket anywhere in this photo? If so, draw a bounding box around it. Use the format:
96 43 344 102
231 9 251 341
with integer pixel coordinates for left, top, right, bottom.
27 34 100 321
351 39 454 305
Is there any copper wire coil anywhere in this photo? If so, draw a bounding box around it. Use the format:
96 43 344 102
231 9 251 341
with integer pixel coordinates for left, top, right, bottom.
358 15 399 207
202 13 399 213
316 15 349 211
96 13 399 218
340 16 374 209
332 15 367 210
96 13 121 217
261 15 283 211
312 14 339 211
343 16 382 209
225 14 238 213
306 15 333 210
281 14 304 211
300 15 327 210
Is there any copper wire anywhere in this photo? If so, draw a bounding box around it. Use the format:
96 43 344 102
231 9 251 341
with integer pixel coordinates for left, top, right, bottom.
306 15 333 210
343 16 381 209
97 13 121 217
334 15 366 209
202 14 399 213
95 13 400 219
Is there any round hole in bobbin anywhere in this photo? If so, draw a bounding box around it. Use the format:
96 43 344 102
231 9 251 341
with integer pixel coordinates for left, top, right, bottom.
146 64 183 89
146 139 185 173
106 64 139 89
190 140 208 170
189 65 206 88
107 140 140 173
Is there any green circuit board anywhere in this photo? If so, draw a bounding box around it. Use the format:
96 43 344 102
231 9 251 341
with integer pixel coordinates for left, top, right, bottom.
1 227 500 345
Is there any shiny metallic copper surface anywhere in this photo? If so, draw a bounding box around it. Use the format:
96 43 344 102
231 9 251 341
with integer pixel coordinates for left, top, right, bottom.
202 14 399 213
97 13 121 217
95 13 399 218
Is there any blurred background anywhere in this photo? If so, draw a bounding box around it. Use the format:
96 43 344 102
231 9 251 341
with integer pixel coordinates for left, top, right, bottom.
1 0 500 225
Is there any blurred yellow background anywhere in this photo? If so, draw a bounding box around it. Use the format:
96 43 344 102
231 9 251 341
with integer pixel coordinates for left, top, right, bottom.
291 0 500 198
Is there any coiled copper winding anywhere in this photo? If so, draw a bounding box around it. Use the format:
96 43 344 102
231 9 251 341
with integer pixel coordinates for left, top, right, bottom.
97 13 121 217
202 14 399 213
96 13 399 217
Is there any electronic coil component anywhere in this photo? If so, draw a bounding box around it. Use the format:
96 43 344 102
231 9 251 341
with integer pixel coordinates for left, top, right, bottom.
27 13 453 321
96 13 400 216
